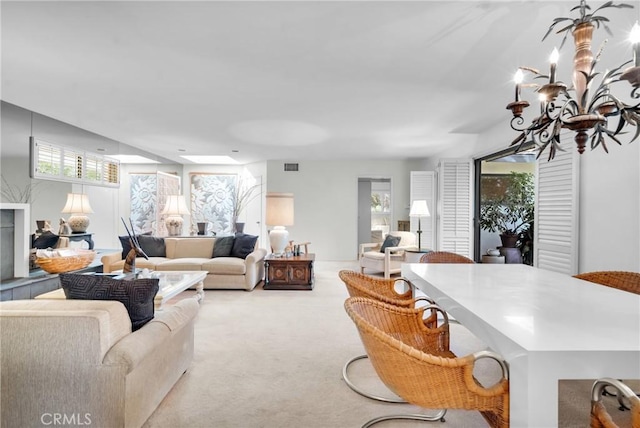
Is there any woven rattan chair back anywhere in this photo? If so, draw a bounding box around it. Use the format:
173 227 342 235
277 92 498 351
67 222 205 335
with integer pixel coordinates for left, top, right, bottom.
344 296 510 428
591 378 640 428
338 270 414 307
419 251 475 264
574 271 640 295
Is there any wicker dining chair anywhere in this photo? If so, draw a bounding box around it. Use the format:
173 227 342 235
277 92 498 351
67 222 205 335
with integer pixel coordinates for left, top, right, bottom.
338 270 439 403
591 378 640 428
574 271 640 295
419 251 475 264
344 296 510 428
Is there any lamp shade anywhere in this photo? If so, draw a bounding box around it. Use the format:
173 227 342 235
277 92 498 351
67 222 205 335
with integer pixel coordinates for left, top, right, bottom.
265 193 294 226
61 193 94 214
409 200 430 218
161 195 190 216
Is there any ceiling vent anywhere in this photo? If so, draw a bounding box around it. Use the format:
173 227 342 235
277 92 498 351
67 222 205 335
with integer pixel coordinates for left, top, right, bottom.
284 163 299 172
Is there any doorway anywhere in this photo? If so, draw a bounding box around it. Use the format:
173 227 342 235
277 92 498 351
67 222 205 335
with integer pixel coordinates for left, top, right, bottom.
357 178 392 257
474 147 536 264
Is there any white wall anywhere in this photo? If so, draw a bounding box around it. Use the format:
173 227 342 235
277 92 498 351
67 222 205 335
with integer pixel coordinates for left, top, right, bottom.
266 159 423 261
1 102 181 251
1 102 122 249
579 143 640 271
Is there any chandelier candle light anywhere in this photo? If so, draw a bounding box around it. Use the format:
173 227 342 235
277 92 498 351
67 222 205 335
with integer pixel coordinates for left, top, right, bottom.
266 193 294 257
161 195 190 237
507 0 640 160
61 193 94 233
409 200 431 250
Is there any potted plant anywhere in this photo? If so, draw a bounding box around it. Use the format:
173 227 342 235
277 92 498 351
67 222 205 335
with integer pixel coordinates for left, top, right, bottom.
231 175 261 233
479 171 534 248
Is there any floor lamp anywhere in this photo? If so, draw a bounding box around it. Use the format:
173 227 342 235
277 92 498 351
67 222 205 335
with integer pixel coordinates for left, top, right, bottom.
409 200 430 250
266 193 294 256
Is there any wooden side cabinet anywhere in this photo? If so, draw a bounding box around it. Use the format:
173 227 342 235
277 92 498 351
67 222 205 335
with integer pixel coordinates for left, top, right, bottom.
264 253 315 290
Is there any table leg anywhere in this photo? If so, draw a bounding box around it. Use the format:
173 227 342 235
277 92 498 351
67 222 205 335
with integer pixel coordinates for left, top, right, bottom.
154 294 164 311
195 280 204 304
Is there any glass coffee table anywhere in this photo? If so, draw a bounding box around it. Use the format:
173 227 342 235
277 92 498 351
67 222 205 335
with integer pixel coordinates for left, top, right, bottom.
35 270 206 311
151 270 206 309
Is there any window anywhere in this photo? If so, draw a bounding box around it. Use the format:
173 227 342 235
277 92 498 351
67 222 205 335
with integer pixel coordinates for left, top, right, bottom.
30 137 120 187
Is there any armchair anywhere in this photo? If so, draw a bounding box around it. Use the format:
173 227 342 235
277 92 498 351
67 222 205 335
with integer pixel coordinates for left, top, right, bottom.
359 231 416 279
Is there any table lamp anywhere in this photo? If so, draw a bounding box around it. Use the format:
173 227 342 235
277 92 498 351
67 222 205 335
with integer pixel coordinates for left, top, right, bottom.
161 195 190 236
266 193 294 256
61 193 94 233
409 200 430 250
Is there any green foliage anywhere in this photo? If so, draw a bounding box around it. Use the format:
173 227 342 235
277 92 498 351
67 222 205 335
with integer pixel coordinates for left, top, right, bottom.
371 193 381 209
479 172 534 236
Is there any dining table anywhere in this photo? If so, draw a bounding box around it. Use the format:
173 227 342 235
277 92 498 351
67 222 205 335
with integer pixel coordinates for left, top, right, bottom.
402 263 640 428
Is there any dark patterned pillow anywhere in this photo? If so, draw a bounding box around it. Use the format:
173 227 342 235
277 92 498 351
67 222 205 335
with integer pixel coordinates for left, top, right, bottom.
138 235 166 257
230 233 258 259
213 235 235 258
33 231 59 249
59 273 159 331
379 235 401 253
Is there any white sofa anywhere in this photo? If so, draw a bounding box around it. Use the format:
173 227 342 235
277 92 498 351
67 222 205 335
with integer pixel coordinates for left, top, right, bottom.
101 237 267 291
0 298 199 428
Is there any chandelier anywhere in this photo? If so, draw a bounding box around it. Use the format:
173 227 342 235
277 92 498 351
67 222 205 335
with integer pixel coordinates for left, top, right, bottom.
507 0 640 160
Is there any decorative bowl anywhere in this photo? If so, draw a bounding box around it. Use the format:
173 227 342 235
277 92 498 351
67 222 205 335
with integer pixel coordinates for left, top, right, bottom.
36 250 96 274
487 249 501 256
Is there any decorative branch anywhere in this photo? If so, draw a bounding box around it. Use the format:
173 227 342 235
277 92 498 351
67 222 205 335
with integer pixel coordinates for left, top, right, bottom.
1 175 40 203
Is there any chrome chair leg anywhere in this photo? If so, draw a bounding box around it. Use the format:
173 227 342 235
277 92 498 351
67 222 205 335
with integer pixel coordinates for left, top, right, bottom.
362 410 447 428
342 354 406 403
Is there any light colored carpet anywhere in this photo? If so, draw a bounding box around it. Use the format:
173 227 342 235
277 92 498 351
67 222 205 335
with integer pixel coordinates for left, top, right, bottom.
144 261 638 428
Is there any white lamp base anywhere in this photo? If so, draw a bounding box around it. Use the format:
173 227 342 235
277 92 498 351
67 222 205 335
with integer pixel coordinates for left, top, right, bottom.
68 215 90 233
269 226 289 256
165 215 184 236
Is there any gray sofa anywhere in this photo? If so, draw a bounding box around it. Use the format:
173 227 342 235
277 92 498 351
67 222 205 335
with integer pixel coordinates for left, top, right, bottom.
0 298 199 428
102 237 267 291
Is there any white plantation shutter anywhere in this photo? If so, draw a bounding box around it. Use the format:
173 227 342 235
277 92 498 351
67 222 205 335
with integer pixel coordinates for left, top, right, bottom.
410 171 436 250
535 148 579 274
30 137 120 187
437 159 473 258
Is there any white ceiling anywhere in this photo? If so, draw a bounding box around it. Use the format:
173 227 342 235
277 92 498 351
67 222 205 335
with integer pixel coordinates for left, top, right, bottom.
2 1 638 164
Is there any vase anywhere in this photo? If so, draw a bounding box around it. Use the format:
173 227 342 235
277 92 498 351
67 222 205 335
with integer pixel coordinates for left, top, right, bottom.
499 233 519 248
197 222 207 235
235 222 245 234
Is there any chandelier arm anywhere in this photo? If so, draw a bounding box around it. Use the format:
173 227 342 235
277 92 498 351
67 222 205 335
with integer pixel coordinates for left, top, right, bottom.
603 128 624 146
592 128 611 152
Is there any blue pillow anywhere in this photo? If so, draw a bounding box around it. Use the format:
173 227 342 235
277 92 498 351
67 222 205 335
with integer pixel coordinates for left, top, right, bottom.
32 231 59 249
231 233 258 259
213 236 235 258
138 235 166 257
380 235 401 253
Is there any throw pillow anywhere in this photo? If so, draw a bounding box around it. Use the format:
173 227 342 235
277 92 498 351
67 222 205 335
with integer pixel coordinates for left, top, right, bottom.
230 233 258 259
59 273 159 331
379 235 401 253
138 235 166 257
32 231 59 249
118 232 152 258
212 235 235 258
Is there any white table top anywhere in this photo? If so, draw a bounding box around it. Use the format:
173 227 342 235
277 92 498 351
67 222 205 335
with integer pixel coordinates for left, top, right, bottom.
403 263 640 353
402 263 640 427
